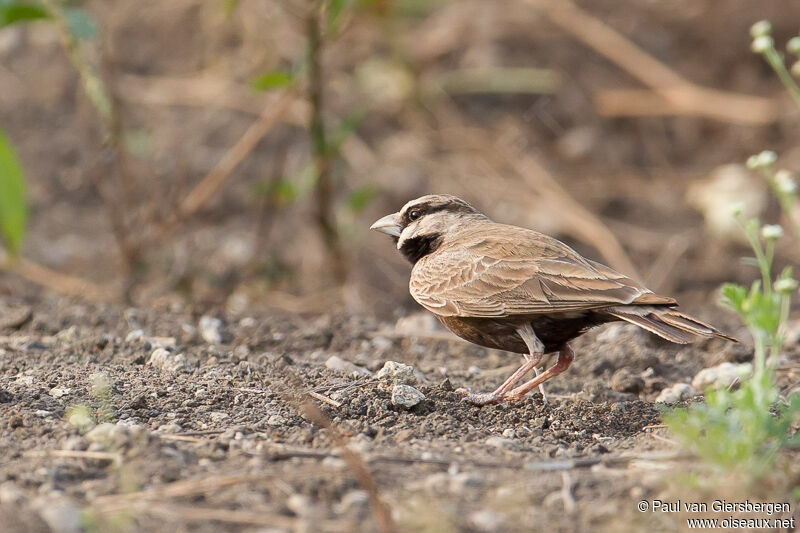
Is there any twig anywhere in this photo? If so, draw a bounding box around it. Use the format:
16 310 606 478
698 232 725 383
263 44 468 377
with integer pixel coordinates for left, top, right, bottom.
24 449 121 466
114 502 299 528
307 1 347 284
302 401 395 533
178 89 298 219
308 390 343 408
41 0 140 280
524 0 778 125
4 256 109 301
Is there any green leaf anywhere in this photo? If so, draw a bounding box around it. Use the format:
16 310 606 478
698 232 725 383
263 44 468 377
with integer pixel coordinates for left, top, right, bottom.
251 70 293 92
64 7 97 40
0 2 49 28
0 129 27 255
326 0 354 34
347 185 375 212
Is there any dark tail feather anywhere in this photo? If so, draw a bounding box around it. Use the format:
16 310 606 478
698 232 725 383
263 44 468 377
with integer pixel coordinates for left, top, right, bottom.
604 307 737 344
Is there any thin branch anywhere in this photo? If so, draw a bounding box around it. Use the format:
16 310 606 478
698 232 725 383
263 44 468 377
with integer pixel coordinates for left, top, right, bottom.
2 256 110 301
524 0 778 125
308 1 347 284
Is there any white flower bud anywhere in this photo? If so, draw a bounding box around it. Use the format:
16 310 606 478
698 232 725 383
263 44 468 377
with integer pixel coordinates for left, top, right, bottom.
757 150 777 167
752 35 774 53
761 224 783 240
729 202 745 217
788 37 800 56
774 170 798 194
750 20 772 38
774 278 798 294
746 155 761 169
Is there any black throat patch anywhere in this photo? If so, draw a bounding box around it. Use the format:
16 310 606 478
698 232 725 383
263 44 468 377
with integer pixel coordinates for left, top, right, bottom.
399 234 442 264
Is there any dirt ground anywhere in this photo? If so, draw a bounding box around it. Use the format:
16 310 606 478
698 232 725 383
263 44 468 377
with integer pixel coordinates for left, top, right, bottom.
2 0 800 531
0 294 796 532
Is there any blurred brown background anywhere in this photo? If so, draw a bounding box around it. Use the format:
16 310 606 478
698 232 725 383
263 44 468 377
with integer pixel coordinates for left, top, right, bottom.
2 0 799 317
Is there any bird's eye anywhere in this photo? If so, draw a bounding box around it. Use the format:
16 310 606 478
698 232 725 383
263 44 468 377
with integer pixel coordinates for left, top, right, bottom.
409 209 421 221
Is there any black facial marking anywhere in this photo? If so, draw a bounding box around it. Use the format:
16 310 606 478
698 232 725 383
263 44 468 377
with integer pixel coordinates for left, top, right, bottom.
399 234 443 263
399 200 476 228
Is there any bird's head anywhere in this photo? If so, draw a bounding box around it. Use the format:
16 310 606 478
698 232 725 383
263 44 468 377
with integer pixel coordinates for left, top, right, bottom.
370 194 488 263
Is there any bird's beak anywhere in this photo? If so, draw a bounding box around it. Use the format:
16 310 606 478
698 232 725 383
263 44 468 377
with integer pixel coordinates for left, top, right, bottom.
370 213 402 237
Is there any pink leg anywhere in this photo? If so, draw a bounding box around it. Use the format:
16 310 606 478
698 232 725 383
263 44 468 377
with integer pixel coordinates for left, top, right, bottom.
503 344 574 402
461 357 541 406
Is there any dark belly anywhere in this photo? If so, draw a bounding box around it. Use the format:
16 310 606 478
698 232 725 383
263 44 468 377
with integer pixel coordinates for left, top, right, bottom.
438 312 613 354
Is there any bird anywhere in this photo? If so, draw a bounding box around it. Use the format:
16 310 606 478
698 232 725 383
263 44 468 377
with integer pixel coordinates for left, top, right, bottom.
370 194 736 406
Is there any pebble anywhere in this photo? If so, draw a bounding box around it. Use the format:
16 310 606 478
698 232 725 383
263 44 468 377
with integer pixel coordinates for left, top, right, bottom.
266 414 286 426
48 387 71 399
376 361 421 385
390 384 425 408
655 383 697 403
501 428 515 439
157 423 182 433
125 329 146 343
469 509 506 532
691 362 752 390
325 355 372 377
148 348 190 373
199 316 223 345
209 412 229 422
286 494 312 517
609 368 644 394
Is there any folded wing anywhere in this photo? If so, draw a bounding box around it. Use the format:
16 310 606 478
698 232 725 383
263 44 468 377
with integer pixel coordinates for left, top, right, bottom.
409 225 674 318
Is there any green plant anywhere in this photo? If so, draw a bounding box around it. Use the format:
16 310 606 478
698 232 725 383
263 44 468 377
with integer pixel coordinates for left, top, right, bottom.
0 129 27 256
664 20 800 477
665 214 800 475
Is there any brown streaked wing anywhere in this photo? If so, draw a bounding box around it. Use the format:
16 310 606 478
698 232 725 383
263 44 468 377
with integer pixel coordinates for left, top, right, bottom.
409 225 659 317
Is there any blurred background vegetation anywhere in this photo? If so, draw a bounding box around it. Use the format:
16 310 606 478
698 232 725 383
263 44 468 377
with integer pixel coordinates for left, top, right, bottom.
1 0 799 319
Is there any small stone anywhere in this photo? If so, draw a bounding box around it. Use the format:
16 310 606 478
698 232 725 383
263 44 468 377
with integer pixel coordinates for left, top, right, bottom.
336 490 369 515
469 509 506 532
394 312 440 335
502 428 515 439
267 414 285 426
325 355 372 377
157 423 182 433
391 384 425 408
48 387 71 399
199 316 223 344
655 383 697 403
194 388 208 399
371 336 393 351
34 410 52 418
610 368 644 394
55 326 78 342
286 494 312 518
148 348 190 373
376 361 421 385
692 362 752 390
209 412 229 422
125 329 145 343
